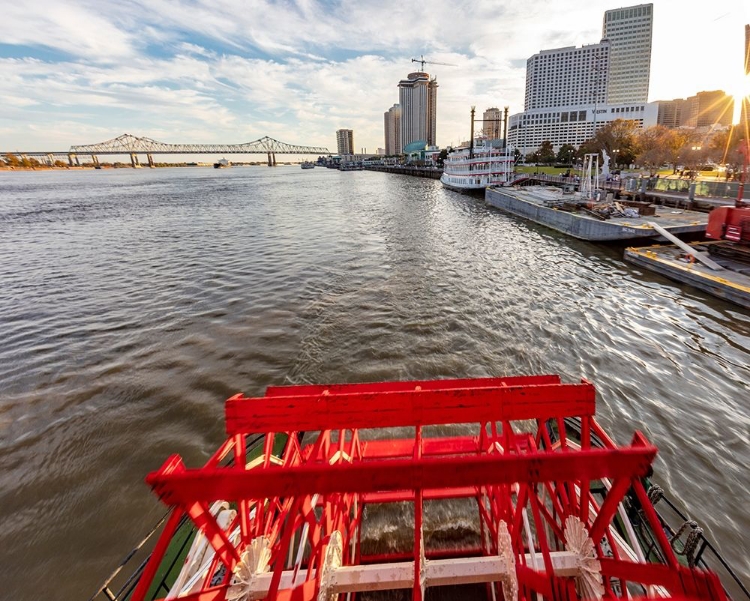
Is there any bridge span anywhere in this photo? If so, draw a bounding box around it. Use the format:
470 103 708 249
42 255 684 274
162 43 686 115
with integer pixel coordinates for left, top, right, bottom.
2 134 331 167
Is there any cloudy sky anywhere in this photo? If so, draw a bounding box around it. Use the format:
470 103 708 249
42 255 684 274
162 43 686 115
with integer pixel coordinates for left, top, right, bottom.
1 0 749 153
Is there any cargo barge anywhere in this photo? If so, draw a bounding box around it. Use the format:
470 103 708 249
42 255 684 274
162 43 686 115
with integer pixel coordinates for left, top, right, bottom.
485 185 708 242
625 241 750 308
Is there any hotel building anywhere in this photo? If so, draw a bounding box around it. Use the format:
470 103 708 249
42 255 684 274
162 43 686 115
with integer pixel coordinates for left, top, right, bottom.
398 72 438 148
482 108 503 140
507 3 655 154
383 104 402 155
602 4 654 104
336 129 354 155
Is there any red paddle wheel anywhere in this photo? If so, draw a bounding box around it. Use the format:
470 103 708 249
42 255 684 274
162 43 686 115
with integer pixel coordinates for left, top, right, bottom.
133 375 727 601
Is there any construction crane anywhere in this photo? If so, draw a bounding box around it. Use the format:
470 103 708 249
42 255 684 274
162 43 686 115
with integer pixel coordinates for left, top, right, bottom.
411 55 457 71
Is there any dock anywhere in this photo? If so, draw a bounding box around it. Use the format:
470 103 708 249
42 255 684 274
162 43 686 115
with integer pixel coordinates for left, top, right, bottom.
624 241 750 308
365 165 442 179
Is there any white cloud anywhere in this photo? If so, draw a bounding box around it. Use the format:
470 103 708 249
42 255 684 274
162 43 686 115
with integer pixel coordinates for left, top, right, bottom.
1 0 749 151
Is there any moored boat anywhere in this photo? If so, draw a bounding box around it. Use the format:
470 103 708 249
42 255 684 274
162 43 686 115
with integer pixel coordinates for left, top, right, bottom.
485 184 708 241
90 376 748 601
440 140 515 194
301 161 315 169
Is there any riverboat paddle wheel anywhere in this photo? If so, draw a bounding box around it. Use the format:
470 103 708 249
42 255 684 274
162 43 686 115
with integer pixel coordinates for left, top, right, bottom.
135 375 728 601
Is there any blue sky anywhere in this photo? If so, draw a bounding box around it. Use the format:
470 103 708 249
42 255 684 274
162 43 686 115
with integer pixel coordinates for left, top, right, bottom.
1 0 748 153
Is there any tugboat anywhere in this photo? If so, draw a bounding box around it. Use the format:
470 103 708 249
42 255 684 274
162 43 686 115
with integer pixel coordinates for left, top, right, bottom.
90 375 748 601
213 158 230 169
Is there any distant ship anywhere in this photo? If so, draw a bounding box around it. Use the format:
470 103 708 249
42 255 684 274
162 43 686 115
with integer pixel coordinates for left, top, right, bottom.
301 161 315 169
213 158 230 169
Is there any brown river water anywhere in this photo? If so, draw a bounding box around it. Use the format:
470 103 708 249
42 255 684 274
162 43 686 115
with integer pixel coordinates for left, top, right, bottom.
0 167 748 600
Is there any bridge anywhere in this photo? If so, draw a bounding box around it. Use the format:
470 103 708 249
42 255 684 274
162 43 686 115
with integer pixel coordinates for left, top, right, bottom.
2 133 331 167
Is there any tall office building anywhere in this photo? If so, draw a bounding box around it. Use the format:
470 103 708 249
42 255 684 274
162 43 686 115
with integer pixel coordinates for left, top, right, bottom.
602 4 654 104
655 98 686 128
384 104 402 155
336 129 354 155
398 72 438 147
524 41 610 111
682 91 734 128
745 24 750 74
482 108 503 140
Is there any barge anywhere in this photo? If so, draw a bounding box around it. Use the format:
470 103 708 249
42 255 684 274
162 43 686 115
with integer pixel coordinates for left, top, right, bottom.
486 185 708 242
625 241 750 308
91 376 748 601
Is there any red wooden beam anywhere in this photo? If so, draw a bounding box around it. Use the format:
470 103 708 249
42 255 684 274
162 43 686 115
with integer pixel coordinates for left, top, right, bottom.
147 444 655 505
225 381 596 434
264 374 562 397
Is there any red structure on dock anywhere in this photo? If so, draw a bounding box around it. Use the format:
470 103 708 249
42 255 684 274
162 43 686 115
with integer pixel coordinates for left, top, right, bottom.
134 375 728 601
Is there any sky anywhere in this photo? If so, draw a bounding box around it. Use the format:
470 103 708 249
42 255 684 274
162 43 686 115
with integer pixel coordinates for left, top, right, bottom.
1 0 749 154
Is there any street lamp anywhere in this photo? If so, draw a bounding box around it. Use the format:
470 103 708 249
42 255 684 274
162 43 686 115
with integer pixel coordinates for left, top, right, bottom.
613 149 620 170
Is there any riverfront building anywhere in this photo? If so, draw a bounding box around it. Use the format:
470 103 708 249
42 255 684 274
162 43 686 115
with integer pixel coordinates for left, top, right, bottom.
655 91 734 129
524 42 610 111
482 108 503 140
383 104 402 155
507 102 657 155
602 4 654 104
398 72 438 148
336 129 354 155
508 3 654 154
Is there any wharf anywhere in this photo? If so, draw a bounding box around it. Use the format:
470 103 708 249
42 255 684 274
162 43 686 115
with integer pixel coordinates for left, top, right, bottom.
624 241 750 308
485 185 708 242
527 174 744 211
365 165 442 179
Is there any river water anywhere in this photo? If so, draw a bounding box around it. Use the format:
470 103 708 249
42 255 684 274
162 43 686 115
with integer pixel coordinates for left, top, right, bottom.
0 167 748 600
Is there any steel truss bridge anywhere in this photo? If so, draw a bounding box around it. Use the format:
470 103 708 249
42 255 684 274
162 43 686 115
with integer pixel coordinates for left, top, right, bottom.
2 133 331 167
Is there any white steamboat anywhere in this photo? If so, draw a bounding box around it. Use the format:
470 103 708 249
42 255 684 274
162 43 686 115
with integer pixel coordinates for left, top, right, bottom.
440 140 515 194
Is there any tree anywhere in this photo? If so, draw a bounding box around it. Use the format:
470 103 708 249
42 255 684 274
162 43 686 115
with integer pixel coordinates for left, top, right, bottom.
707 128 744 167
636 125 676 174
556 144 576 165
579 119 641 168
437 148 449 167
538 140 555 165
4 153 20 167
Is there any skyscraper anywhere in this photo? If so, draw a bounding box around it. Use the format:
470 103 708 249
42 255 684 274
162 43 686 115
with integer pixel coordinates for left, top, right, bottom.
745 24 750 75
524 42 610 110
482 108 503 140
384 104 402 155
682 91 734 128
398 72 438 148
602 4 654 104
336 129 354 155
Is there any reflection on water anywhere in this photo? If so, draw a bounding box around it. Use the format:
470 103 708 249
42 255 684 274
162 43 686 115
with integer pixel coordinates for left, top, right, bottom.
0 167 748 600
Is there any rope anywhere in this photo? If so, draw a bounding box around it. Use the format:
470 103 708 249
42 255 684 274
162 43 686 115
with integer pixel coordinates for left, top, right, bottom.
670 520 703 567
647 484 663 506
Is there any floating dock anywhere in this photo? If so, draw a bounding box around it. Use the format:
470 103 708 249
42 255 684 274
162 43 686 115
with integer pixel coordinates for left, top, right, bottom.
624 241 750 308
486 185 708 242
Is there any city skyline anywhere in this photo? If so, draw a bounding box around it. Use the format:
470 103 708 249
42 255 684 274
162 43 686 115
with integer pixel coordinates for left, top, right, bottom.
1 0 749 153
